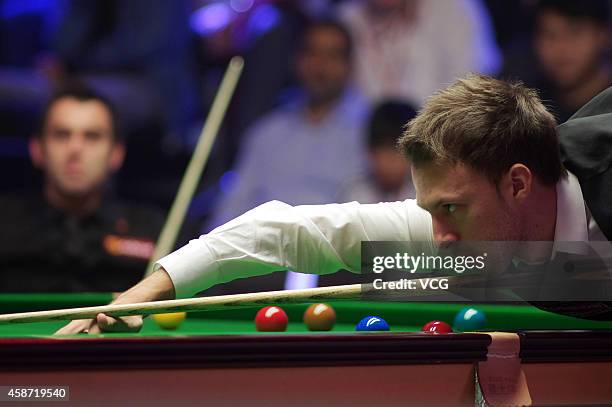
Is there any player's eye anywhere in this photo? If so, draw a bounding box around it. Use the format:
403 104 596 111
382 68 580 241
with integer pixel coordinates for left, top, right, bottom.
85 131 103 142
444 204 457 214
49 129 70 140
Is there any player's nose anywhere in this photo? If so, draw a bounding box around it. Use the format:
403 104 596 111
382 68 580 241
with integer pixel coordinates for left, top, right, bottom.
433 221 459 247
435 234 460 249
66 134 85 152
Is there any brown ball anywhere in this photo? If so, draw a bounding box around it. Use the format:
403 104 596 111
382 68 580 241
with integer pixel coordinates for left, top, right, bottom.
303 303 336 331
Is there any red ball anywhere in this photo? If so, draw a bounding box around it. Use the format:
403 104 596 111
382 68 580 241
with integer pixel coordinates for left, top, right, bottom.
422 320 453 334
255 306 288 332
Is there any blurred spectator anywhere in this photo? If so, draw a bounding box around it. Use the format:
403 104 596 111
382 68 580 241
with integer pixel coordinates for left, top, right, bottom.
339 100 417 203
0 0 200 144
338 0 501 106
0 0 65 136
0 86 164 292
227 1 310 151
482 0 537 54
191 0 312 186
532 0 611 122
208 19 369 230
191 1 335 190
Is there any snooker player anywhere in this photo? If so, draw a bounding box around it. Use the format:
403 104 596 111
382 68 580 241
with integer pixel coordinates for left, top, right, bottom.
56 75 612 334
0 86 164 292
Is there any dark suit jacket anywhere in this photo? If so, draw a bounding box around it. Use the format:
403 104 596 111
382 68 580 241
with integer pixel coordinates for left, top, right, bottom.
547 87 612 319
557 87 612 240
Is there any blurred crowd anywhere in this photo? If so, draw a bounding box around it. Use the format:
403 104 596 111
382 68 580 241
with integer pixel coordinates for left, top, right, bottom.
0 0 611 293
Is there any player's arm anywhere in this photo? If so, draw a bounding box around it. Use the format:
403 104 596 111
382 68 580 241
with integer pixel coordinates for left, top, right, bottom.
161 199 433 298
56 199 432 334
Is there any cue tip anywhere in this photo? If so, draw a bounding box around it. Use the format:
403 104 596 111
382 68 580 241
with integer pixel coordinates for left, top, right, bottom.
229 56 245 70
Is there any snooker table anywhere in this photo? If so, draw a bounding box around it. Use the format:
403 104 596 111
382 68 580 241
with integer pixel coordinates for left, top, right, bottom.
1 294 612 407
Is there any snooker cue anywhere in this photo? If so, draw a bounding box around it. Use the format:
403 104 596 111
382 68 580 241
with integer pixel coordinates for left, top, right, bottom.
0 275 481 324
145 56 245 277
2 263 609 324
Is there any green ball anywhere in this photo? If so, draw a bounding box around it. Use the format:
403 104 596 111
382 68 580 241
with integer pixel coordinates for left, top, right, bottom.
453 307 486 331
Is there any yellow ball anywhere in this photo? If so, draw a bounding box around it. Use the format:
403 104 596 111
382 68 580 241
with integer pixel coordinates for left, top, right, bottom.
152 312 186 330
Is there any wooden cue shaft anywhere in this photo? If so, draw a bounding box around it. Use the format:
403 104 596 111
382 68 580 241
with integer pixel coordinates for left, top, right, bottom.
0 275 473 324
0 283 361 324
145 56 245 277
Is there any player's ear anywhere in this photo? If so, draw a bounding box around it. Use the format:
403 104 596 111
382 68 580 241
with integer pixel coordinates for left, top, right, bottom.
28 137 45 169
109 142 125 172
507 164 532 202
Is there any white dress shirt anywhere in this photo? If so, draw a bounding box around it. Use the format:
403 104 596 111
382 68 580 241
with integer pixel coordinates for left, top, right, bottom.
157 172 608 298
553 172 608 261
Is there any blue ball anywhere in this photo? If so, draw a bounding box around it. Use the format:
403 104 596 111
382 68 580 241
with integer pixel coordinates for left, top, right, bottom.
453 307 486 331
355 316 390 331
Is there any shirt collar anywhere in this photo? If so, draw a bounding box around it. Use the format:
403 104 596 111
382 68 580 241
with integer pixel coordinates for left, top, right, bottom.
552 171 590 255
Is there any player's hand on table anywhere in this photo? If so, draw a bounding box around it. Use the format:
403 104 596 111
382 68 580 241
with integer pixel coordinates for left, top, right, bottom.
54 268 175 335
54 314 143 335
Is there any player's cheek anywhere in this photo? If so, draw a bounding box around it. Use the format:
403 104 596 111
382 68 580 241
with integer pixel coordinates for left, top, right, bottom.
78 157 101 188
91 148 112 177
49 153 65 178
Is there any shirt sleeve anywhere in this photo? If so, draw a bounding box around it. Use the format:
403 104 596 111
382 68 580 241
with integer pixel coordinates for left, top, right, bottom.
156 199 433 298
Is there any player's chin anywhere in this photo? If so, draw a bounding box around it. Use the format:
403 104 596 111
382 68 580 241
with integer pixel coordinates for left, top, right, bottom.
57 181 99 197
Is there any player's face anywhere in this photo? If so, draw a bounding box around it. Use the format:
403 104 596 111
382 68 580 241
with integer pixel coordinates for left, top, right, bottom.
412 162 524 245
36 97 123 197
296 27 351 104
535 11 608 89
